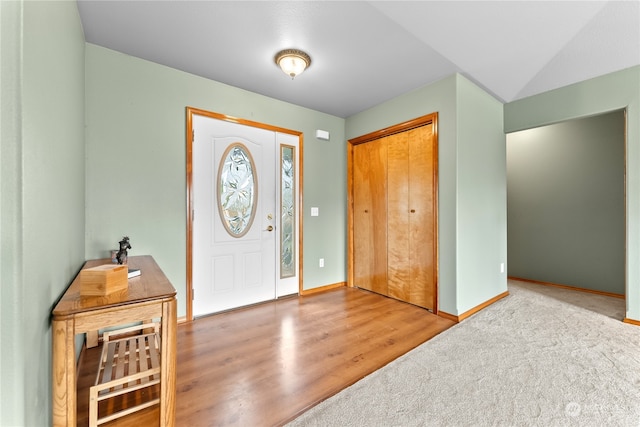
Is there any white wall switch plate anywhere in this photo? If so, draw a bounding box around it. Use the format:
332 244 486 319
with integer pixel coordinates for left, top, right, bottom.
311 207 319 216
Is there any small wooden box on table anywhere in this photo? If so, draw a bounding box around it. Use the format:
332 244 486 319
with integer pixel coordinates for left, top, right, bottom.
52 255 177 427
79 264 128 296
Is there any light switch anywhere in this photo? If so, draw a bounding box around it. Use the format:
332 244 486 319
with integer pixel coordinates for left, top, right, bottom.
311 207 319 217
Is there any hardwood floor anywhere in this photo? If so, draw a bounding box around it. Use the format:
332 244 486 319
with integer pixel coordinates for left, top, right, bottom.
76 287 455 426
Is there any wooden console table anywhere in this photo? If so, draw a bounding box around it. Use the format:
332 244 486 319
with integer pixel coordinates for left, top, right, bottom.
52 255 177 426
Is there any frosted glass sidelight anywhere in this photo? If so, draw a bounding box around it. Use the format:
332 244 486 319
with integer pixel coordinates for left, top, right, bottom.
218 143 257 237
281 145 295 277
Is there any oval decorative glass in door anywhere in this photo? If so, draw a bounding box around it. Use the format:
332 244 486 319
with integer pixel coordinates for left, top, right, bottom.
217 143 258 237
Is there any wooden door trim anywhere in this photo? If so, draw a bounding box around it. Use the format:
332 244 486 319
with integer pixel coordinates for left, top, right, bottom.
347 112 439 312
186 107 304 321
349 113 438 145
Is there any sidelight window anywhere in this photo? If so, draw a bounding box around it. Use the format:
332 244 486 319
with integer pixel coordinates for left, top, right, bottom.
280 145 295 277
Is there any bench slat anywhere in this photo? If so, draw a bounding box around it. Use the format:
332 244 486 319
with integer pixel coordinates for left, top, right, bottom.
90 323 161 427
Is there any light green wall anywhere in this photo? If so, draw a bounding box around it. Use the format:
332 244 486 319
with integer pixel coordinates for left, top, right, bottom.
0 2 24 423
0 1 86 425
85 44 346 318
504 65 640 321
507 111 625 294
455 75 507 313
346 74 507 315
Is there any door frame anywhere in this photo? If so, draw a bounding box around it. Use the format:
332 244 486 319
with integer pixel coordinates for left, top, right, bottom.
347 112 439 312
185 106 304 321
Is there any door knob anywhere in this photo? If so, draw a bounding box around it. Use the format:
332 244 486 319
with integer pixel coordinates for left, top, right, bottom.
266 225 274 232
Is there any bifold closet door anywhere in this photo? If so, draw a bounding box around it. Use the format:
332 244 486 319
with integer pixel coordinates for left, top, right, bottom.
387 132 410 301
349 113 438 312
407 125 437 310
353 138 388 295
384 124 437 310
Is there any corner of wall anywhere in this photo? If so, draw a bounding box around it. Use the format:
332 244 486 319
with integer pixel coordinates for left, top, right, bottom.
454 73 508 315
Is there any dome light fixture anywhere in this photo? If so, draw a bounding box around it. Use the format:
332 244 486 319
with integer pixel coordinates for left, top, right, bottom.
274 49 311 79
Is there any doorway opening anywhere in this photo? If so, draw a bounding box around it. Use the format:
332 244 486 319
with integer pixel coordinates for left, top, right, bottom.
506 109 626 303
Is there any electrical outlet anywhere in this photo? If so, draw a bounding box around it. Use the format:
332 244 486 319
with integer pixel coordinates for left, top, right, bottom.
319 258 324 268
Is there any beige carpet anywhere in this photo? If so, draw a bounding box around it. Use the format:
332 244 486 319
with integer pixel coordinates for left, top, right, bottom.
287 280 640 426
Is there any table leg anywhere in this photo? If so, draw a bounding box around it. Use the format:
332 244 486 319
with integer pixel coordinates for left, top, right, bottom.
52 318 76 427
160 298 177 426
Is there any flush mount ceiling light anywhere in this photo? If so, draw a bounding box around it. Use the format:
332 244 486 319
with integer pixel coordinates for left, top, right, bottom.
274 49 311 79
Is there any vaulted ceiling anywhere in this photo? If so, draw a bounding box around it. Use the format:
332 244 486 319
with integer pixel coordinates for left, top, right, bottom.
77 1 640 118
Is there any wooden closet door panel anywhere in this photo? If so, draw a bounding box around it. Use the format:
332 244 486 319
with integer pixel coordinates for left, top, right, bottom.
353 140 388 294
386 133 410 301
352 142 370 290
408 124 437 309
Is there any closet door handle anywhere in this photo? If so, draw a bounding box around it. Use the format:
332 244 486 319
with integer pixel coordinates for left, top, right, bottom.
410 209 416 213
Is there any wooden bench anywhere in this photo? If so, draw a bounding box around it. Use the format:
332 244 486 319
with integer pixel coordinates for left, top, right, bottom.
89 323 161 426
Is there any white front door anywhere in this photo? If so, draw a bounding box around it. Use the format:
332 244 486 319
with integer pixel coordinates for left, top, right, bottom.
192 115 277 316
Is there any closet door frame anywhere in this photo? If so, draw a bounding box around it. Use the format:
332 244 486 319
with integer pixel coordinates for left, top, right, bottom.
347 112 439 312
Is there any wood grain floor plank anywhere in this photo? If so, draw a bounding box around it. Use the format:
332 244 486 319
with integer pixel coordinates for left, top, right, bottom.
76 287 454 426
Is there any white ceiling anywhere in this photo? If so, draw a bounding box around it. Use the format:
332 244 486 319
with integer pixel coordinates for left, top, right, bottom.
76 1 640 118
